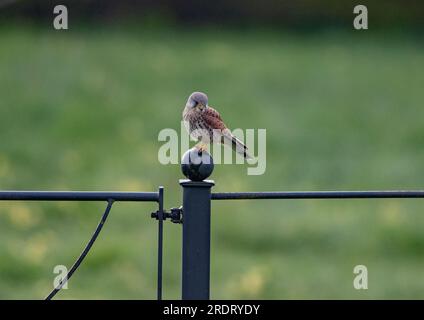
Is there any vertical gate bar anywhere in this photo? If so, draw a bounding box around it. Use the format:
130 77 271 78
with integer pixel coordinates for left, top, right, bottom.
180 179 214 300
157 186 164 300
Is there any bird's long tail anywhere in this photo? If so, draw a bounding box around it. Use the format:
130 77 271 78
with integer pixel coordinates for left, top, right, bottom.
222 129 252 160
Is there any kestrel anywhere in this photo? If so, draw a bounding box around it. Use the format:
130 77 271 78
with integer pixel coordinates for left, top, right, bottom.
182 91 251 159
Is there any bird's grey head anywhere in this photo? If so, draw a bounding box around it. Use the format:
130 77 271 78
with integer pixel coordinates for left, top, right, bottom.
186 92 208 109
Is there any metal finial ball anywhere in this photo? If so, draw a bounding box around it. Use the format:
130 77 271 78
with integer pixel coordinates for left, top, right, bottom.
181 148 214 181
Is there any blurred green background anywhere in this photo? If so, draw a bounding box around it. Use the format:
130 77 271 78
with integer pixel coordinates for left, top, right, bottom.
0 1 424 299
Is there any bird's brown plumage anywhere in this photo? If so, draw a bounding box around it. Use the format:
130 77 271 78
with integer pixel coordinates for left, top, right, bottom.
182 92 251 159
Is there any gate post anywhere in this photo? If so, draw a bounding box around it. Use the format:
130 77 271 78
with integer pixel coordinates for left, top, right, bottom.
179 179 214 300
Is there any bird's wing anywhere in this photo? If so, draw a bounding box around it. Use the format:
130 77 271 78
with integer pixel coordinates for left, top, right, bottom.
203 106 227 130
204 106 251 159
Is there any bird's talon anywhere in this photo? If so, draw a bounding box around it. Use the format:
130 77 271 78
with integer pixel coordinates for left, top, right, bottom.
195 144 207 155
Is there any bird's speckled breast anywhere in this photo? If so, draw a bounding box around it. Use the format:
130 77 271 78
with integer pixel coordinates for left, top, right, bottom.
183 107 214 142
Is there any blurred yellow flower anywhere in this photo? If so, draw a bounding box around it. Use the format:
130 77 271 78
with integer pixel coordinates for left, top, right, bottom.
7 204 40 229
379 201 403 226
227 266 267 298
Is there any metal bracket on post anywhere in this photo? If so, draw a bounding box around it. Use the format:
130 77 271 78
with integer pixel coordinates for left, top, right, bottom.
151 206 183 224
179 179 214 300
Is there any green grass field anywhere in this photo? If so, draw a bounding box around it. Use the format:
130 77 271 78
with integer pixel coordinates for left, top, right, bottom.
0 26 423 299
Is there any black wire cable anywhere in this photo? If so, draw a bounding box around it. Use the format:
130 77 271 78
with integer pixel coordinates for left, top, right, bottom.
45 199 114 300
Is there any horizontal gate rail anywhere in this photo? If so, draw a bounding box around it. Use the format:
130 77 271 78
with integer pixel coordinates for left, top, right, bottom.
211 190 424 200
0 191 159 202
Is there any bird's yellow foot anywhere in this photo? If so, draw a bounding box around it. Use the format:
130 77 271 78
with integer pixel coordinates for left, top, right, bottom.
195 143 208 154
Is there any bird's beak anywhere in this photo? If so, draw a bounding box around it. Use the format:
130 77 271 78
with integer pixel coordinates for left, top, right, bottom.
198 103 205 110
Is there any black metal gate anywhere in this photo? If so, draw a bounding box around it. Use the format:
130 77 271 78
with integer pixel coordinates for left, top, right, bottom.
1 186 424 299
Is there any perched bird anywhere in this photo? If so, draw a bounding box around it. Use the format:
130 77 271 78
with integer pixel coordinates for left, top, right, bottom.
182 91 251 159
